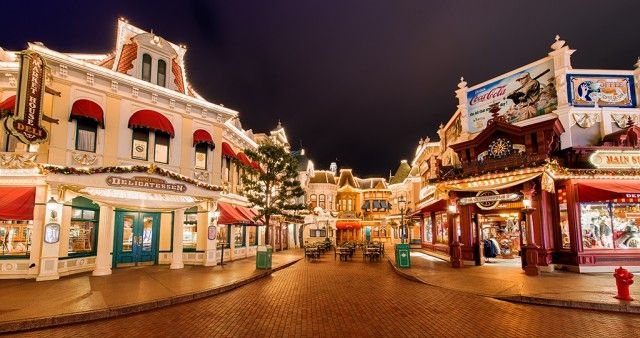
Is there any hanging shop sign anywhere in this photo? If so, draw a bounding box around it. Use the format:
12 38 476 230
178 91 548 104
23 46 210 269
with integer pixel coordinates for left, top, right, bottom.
459 190 522 210
6 51 49 144
106 176 187 192
589 150 640 169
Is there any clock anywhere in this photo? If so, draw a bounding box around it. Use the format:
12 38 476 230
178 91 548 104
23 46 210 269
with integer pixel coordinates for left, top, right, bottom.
487 138 512 159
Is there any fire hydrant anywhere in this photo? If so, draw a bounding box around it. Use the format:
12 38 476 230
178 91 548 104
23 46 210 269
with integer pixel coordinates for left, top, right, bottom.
613 266 634 301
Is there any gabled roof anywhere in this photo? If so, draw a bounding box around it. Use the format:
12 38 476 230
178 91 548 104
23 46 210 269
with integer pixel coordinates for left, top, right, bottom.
309 170 336 184
389 160 411 185
337 169 358 188
357 177 387 190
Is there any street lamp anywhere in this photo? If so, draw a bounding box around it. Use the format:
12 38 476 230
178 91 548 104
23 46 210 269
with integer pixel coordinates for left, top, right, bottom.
448 202 462 268
521 195 539 276
398 195 407 244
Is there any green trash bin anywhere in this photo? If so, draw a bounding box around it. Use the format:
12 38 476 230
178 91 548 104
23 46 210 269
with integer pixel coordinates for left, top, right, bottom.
395 243 411 268
256 245 273 269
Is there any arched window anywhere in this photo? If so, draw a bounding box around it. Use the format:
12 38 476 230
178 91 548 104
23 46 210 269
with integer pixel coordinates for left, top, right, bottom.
157 60 166 87
319 194 326 209
142 54 152 82
310 194 317 208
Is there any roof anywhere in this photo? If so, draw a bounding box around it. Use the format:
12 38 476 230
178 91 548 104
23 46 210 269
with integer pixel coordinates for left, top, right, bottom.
309 171 336 184
389 160 412 184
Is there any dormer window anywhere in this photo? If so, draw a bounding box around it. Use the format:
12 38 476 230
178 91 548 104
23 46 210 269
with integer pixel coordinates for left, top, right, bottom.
142 54 152 82
157 60 166 87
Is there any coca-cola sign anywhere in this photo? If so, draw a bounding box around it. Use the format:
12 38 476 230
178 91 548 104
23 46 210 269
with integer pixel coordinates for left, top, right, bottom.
6 51 49 144
466 58 557 133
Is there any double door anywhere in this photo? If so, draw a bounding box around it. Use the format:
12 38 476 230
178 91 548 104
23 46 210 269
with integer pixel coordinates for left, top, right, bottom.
114 211 160 266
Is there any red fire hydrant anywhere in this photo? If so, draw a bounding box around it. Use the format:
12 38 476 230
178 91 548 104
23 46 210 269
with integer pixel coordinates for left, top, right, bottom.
613 266 634 301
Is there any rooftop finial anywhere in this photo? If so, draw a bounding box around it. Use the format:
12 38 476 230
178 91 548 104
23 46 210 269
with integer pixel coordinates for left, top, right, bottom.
551 34 566 50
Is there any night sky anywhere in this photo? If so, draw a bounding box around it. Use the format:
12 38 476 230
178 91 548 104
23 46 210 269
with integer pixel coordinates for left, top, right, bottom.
4 1 640 177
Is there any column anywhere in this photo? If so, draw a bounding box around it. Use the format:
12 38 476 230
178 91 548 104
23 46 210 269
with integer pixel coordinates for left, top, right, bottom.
37 191 62 281
170 208 185 269
92 203 114 276
203 209 218 266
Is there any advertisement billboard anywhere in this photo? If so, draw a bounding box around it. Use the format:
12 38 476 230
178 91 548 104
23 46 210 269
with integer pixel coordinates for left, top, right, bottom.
567 74 636 108
466 58 557 133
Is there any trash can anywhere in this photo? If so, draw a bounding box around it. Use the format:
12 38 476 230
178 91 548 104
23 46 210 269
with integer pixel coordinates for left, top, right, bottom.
395 243 411 268
256 245 273 269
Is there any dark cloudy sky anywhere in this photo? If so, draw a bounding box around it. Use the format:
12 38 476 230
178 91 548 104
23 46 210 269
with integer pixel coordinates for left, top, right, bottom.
4 1 640 177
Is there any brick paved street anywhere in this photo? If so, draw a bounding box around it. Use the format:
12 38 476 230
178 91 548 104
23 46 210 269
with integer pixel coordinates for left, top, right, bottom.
9 252 640 338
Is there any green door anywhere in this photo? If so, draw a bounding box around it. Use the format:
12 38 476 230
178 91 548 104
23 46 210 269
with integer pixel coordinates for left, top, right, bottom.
113 211 160 267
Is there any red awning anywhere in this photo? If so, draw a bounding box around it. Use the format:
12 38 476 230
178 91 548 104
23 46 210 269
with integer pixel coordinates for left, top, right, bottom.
128 109 175 137
235 206 263 225
217 202 250 225
251 161 262 173
416 199 448 214
193 129 214 148
221 142 236 158
0 187 35 220
336 220 362 229
575 180 640 202
70 99 105 128
0 95 16 113
236 152 252 167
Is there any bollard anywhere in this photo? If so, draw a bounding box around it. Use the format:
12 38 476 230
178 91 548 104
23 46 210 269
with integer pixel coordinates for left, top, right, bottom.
613 266 634 301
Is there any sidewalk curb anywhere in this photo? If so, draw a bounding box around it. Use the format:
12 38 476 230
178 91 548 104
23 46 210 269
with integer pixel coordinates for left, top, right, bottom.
0 258 302 334
384 255 640 314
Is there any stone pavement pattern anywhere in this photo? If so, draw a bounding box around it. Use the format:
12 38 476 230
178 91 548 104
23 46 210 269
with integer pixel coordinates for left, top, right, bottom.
3 250 640 338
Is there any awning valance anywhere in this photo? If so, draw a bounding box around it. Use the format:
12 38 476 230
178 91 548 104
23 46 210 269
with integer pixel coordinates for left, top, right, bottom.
217 201 250 225
235 205 263 225
70 99 105 128
0 187 36 220
128 110 175 137
336 220 361 229
221 142 236 159
443 171 543 192
0 95 16 114
236 152 252 167
361 200 370 210
575 180 640 202
193 129 214 148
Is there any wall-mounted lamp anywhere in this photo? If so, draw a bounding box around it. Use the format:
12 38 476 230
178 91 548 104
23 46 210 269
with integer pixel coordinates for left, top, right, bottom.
448 203 458 214
47 196 58 206
522 197 532 209
210 210 220 223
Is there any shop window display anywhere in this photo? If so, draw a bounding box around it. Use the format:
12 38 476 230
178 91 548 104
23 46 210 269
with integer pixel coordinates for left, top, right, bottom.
0 221 32 256
423 217 432 243
435 212 448 244
581 203 640 249
234 224 245 246
68 208 98 255
183 211 197 251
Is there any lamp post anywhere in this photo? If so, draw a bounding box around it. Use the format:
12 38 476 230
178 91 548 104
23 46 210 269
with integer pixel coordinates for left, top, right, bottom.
522 196 539 276
398 195 407 244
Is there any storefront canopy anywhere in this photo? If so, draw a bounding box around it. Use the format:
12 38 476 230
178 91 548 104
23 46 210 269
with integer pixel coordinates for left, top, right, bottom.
128 109 175 137
193 129 214 148
69 99 105 128
235 205 263 225
336 220 361 229
217 201 251 225
415 199 448 214
221 142 236 159
575 180 640 202
236 152 252 167
0 187 35 220
0 95 16 114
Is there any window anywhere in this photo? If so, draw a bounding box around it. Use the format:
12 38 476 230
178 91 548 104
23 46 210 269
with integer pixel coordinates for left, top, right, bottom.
233 225 245 246
75 119 97 152
0 221 32 256
435 211 448 244
423 217 433 243
157 60 166 87
2 133 19 152
142 54 152 82
154 132 170 164
183 208 197 251
328 196 333 210
319 195 326 209
581 202 640 250
217 225 229 248
310 195 317 208
247 226 257 246
195 143 208 170
222 156 231 182
132 129 149 160
68 208 98 256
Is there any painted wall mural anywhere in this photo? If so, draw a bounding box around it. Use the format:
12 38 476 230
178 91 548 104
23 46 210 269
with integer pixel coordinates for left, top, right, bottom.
567 74 636 108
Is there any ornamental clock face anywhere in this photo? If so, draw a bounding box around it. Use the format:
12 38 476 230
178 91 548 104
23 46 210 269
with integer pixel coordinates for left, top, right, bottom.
487 138 512 159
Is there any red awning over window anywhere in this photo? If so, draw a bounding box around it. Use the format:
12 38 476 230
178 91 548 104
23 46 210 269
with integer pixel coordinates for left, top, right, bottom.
336 220 362 229
235 205 263 225
128 109 175 137
0 95 16 113
193 129 214 148
70 99 105 128
236 152 252 167
575 180 640 202
221 142 236 159
0 187 35 220
217 202 250 225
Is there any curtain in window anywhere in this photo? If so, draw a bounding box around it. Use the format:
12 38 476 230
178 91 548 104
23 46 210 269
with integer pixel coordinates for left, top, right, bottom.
77 128 96 152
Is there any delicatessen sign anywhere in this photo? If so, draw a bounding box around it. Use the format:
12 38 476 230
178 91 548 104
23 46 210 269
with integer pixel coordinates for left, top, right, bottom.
106 176 187 192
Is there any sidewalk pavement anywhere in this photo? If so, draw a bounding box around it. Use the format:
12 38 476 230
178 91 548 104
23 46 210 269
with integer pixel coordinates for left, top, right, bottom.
1 248 639 334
